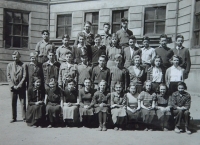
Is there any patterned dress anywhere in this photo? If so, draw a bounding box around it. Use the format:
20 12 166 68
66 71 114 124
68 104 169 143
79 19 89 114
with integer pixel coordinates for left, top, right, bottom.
111 92 126 124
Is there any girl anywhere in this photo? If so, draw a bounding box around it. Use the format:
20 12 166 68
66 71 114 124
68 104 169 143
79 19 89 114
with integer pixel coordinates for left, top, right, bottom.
165 55 185 95
26 77 45 127
147 55 164 92
61 79 79 127
138 80 157 131
92 80 110 131
79 78 95 127
45 78 62 128
124 82 142 129
128 55 145 93
156 84 173 131
110 82 126 131
106 33 123 68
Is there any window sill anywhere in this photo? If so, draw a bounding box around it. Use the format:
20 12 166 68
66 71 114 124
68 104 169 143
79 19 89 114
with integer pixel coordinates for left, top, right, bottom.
5 47 29 51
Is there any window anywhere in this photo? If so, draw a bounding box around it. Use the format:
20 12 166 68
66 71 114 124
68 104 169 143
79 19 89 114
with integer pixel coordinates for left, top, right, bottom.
4 10 29 49
194 0 200 46
85 12 99 35
144 6 166 35
57 14 72 38
112 10 128 33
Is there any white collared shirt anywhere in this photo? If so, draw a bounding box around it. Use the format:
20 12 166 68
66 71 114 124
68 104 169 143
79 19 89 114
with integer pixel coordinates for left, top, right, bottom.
133 66 140 76
78 43 86 54
141 47 156 64
130 47 135 58
170 65 183 82
152 67 163 82
47 60 54 66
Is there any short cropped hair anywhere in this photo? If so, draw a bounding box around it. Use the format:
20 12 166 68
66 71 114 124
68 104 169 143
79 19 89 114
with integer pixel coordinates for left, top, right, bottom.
177 81 187 90
99 55 106 60
114 81 123 88
176 35 184 40
129 35 136 41
12 51 21 57
103 22 110 27
84 21 92 26
142 36 150 42
62 34 70 40
47 49 55 55
41 30 49 35
160 34 168 39
121 17 128 22
94 34 102 39
67 78 76 84
78 32 86 40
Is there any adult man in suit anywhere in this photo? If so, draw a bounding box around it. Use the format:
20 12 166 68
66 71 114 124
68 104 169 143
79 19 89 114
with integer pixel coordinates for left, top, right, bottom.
7 51 27 123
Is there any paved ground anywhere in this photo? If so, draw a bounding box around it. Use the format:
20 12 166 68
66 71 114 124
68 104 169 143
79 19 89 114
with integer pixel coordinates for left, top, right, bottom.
0 85 199 145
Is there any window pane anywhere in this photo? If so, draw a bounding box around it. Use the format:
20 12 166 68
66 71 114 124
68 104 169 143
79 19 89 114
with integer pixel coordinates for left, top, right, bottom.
57 27 64 38
6 25 12 35
112 24 120 33
13 25 21 35
5 36 12 48
145 7 155 20
113 11 121 22
144 22 154 34
196 15 200 29
57 16 65 25
156 22 165 33
66 15 72 25
22 26 28 36
85 13 92 22
65 26 71 36
92 13 99 23
157 7 166 19
195 31 199 45
92 25 98 35
123 10 128 18
22 37 28 47
22 13 29 24
13 37 21 47
13 13 21 23
5 12 12 23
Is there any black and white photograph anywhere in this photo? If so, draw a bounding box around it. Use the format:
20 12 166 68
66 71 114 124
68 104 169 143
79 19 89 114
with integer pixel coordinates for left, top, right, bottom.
0 0 199 145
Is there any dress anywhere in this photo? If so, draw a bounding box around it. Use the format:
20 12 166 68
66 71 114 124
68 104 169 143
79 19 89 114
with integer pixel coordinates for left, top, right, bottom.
26 88 45 126
62 89 79 122
46 87 62 123
92 91 110 114
124 93 142 122
106 45 123 68
138 91 158 125
156 94 173 129
79 88 95 122
110 92 126 124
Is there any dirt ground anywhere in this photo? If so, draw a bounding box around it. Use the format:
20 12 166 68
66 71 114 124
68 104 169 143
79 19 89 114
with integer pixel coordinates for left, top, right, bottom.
0 85 199 145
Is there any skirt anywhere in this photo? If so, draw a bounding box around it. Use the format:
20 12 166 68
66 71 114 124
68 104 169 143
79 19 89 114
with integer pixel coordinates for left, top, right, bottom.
141 108 158 125
127 109 143 123
111 107 126 124
94 106 109 114
46 103 61 123
79 107 94 122
26 103 45 126
157 109 173 129
107 60 115 68
63 105 79 122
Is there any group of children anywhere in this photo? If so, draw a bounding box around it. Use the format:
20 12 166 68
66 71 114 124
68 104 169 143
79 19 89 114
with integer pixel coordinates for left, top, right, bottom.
7 18 192 134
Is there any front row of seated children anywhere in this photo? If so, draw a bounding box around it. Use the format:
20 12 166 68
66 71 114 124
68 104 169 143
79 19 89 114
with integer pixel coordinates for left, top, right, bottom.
27 76 191 134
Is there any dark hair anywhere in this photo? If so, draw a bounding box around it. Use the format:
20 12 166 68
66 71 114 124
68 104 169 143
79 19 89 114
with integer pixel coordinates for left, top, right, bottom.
103 22 110 27
80 54 88 58
142 36 150 42
114 81 123 88
32 77 41 86
66 51 73 56
131 55 142 65
47 49 55 55
177 82 187 90
172 55 183 65
121 17 128 22
98 55 106 60
49 77 57 84
41 30 49 35
67 78 76 84
129 35 136 41
159 34 168 39
157 83 168 94
62 34 70 40
176 35 184 41
84 78 92 82
110 33 120 46
78 32 86 40
94 34 101 39
151 55 163 67
84 21 92 26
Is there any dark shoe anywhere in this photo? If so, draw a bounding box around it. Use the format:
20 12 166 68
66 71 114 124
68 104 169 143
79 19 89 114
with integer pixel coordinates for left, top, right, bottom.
10 119 16 123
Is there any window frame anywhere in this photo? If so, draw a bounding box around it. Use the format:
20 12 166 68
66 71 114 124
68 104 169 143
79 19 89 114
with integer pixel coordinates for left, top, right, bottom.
56 14 72 38
4 9 30 50
84 11 99 35
111 9 128 33
143 6 166 36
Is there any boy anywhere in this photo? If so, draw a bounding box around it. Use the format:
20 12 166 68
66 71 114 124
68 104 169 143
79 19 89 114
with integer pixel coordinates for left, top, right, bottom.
141 36 156 73
7 51 27 123
101 23 112 47
116 18 133 48
110 54 128 92
91 34 106 67
92 55 110 89
155 34 174 73
35 30 56 63
72 33 92 64
74 21 94 46
43 50 60 89
172 35 191 79
27 52 43 89
77 54 92 89
58 51 78 89
123 35 142 68
56 34 72 64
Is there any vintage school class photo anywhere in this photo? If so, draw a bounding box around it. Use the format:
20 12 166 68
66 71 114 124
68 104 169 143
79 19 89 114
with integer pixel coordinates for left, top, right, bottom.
0 0 199 145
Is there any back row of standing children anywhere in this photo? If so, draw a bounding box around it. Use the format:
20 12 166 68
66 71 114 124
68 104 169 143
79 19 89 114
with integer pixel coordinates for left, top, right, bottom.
7 17 192 134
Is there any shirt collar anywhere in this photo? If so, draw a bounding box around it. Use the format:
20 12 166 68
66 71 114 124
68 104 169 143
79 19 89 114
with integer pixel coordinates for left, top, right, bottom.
122 27 128 32
47 60 56 66
42 39 50 44
99 65 104 70
83 30 91 35
176 46 183 50
78 43 86 48
171 65 181 70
